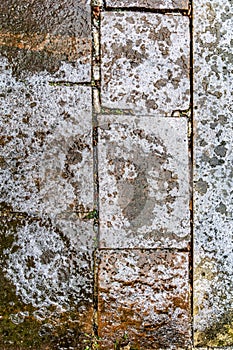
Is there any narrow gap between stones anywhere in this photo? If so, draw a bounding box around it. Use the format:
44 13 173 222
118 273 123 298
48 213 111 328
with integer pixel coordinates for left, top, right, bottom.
91 0 101 344
97 247 191 252
48 81 94 86
189 0 195 345
103 6 190 16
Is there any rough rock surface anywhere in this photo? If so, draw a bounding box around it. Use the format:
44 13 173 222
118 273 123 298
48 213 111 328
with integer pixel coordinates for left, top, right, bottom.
0 62 93 216
0 0 92 81
98 115 190 248
193 0 233 347
101 12 190 116
98 250 191 349
105 0 189 9
0 62 95 348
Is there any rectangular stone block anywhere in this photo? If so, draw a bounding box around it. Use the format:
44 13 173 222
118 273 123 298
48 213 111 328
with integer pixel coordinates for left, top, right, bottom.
0 0 92 82
98 250 191 349
0 79 95 347
0 213 94 349
0 79 93 217
101 12 190 116
98 115 190 249
106 0 189 9
193 0 233 347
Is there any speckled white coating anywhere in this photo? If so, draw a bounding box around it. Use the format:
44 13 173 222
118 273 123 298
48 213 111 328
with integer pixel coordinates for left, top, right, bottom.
101 12 190 116
0 60 94 310
0 60 93 217
193 0 233 346
106 0 189 9
98 115 190 248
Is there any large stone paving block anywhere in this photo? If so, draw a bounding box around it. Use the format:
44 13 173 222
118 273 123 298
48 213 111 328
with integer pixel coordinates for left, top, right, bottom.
0 213 94 349
101 12 190 116
98 250 191 349
106 0 189 9
0 70 95 347
0 70 93 217
193 0 233 346
0 0 92 82
98 115 190 249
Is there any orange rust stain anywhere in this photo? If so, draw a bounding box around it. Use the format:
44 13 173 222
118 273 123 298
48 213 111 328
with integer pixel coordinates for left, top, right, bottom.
0 32 91 60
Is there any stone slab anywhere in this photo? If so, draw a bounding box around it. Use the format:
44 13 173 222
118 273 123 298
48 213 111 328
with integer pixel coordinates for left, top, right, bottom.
0 67 93 217
98 115 190 249
101 12 190 116
106 0 189 9
0 71 95 347
193 0 233 347
0 0 92 82
0 213 94 349
98 250 191 349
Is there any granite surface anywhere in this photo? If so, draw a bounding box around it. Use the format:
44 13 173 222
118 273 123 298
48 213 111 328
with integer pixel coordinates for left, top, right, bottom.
105 0 189 9
0 63 95 348
193 0 233 347
98 250 191 349
101 12 190 116
98 115 190 249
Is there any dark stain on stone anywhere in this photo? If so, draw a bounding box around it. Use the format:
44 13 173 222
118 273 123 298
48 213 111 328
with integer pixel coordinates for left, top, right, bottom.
214 141 227 157
110 40 149 68
122 171 148 222
209 156 225 167
148 26 171 46
195 310 233 347
0 0 91 77
105 124 180 234
216 201 227 216
61 137 92 215
145 98 158 110
195 178 209 195
65 138 90 170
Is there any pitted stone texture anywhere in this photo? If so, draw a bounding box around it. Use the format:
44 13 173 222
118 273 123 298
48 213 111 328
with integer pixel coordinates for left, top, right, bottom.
98 115 190 249
98 250 191 349
0 214 94 348
0 64 93 217
0 0 91 82
101 13 190 116
193 0 233 347
106 0 189 9
0 67 94 347
1 214 94 309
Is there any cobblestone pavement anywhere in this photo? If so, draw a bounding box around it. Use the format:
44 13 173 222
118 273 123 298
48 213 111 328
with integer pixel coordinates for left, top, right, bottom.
0 0 232 349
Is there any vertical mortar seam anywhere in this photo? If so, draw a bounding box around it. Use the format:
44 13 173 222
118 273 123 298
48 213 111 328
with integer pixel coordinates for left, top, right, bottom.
91 0 102 343
189 0 194 346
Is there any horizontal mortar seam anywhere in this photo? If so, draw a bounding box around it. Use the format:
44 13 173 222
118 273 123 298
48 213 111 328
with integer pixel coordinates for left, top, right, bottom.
103 7 190 15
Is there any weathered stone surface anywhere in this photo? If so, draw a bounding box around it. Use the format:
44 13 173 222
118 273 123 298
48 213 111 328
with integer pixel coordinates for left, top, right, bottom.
101 12 190 116
0 68 94 347
0 64 93 216
106 0 189 9
0 0 91 82
193 0 233 347
98 250 191 349
98 115 190 249
0 214 94 349
193 349 233 350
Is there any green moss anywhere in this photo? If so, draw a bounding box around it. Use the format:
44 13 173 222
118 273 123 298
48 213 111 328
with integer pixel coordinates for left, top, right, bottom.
195 310 233 347
0 271 94 349
0 211 94 349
